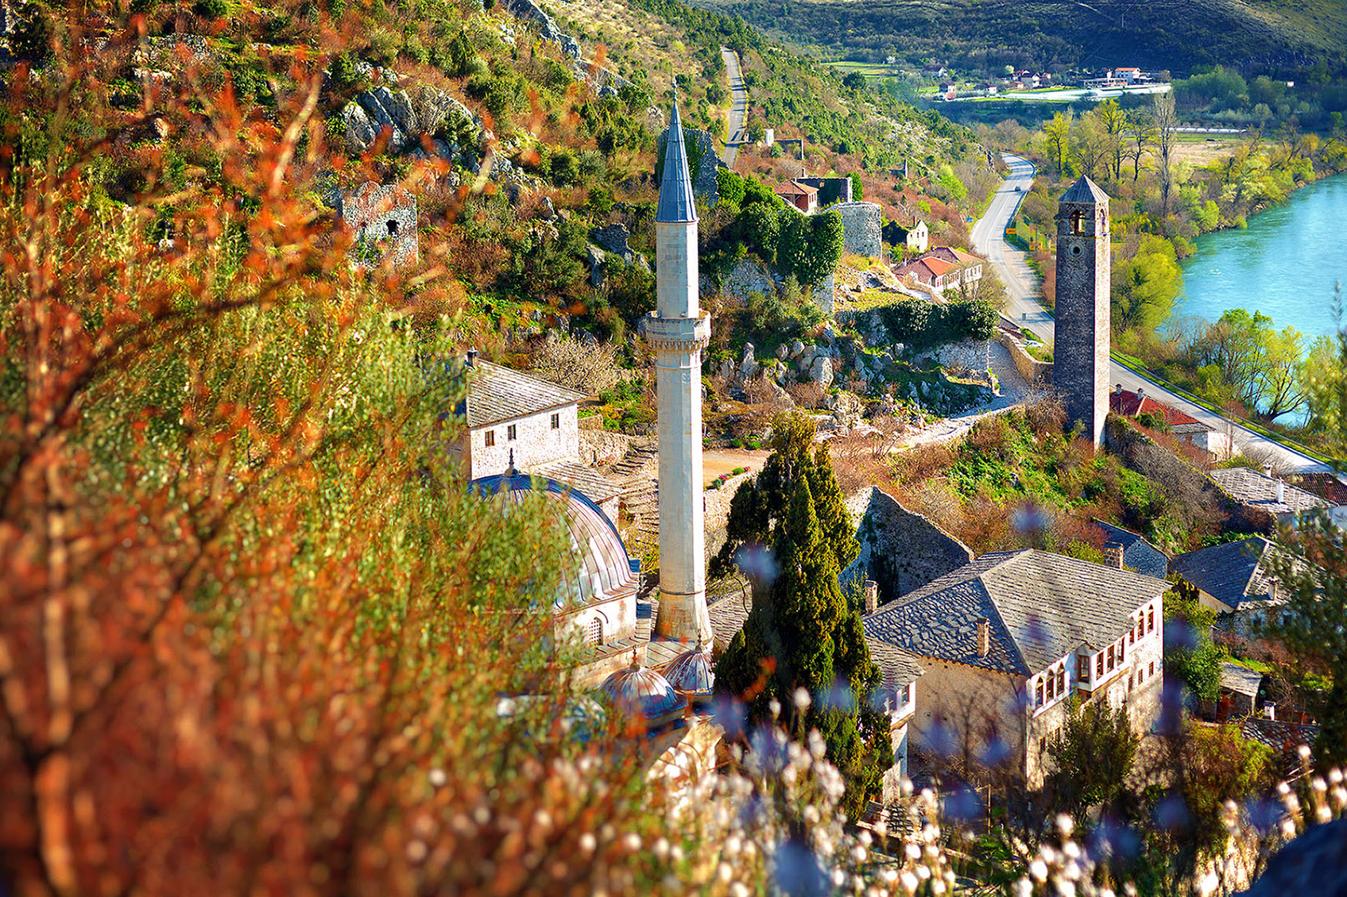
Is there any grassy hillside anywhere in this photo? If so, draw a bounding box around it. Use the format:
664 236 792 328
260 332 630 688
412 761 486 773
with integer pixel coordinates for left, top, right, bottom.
693 0 1347 75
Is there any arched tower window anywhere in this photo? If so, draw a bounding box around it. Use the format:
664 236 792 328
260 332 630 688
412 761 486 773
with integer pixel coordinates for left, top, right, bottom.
1070 210 1085 235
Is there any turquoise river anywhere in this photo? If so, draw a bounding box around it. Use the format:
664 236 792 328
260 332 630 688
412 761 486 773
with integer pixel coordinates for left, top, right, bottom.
1174 172 1347 339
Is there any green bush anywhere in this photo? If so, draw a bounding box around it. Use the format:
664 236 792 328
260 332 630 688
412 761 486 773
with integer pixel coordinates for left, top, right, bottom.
876 297 997 350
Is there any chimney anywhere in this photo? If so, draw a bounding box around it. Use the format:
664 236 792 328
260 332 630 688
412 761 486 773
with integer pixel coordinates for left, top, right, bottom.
1275 479 1286 504
1262 463 1274 478
1103 542 1125 570
1136 387 1145 399
864 580 879 615
1262 702 1276 721
1113 383 1123 395
976 617 991 658
466 347 478 367
1268 578 1280 603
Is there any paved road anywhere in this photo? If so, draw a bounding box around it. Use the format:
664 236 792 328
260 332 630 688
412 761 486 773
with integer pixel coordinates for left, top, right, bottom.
720 47 748 168
971 153 1328 473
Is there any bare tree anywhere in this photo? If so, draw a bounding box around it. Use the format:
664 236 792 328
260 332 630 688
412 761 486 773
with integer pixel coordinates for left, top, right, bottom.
1153 91 1178 218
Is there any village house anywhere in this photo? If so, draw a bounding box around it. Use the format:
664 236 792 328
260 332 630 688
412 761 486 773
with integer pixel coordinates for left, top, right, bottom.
863 550 1167 787
1110 385 1231 459
794 176 854 206
1092 519 1169 579
775 180 819 214
453 354 621 519
1169 535 1315 637
866 636 924 799
883 219 929 254
1209 465 1330 526
894 247 983 294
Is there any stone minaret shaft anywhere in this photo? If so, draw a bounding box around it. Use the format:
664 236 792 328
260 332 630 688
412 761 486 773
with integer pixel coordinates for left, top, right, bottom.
1054 175 1111 448
647 100 712 644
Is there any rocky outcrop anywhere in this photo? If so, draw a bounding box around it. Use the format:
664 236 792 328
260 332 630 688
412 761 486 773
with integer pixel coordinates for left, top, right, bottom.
500 0 577 56
341 84 484 158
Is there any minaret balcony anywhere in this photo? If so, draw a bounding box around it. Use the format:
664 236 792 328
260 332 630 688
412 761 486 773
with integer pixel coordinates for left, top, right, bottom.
641 312 711 353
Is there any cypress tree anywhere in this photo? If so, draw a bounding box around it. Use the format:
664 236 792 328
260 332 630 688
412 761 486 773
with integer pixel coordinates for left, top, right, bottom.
716 414 890 818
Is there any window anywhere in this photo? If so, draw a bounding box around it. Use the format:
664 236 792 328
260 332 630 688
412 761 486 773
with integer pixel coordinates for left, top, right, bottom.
1056 667 1066 695
386 219 400 236
1147 608 1155 633
1118 639 1125 662
484 430 495 448
1046 672 1055 700
1096 654 1104 677
550 412 560 430
1078 655 1090 681
1107 645 1115 671
1149 662 1155 678
507 424 517 441
586 616 603 645
1036 679 1044 707
899 684 911 706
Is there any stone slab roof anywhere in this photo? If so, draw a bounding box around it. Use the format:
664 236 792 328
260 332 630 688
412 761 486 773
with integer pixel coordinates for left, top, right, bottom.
1169 536 1281 611
534 460 621 504
865 638 924 689
1210 467 1326 516
707 590 752 653
1060 175 1109 204
1092 519 1169 579
863 549 1168 676
1220 661 1263 699
465 360 585 428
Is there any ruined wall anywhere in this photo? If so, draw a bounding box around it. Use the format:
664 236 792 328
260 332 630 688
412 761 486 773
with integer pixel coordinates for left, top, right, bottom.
836 201 883 258
844 487 974 604
705 471 756 565
335 181 418 268
997 329 1053 385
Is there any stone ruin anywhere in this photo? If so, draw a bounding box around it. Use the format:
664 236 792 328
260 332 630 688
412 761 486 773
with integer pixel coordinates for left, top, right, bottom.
835 201 882 258
333 181 418 269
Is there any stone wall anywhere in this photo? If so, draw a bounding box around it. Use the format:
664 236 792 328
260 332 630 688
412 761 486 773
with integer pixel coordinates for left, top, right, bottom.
1105 415 1272 533
704 470 756 565
836 201 883 258
843 487 973 604
917 338 991 374
997 329 1053 385
335 181 418 268
577 428 635 467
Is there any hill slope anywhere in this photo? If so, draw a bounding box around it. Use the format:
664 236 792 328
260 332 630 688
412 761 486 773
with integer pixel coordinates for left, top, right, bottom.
693 0 1347 74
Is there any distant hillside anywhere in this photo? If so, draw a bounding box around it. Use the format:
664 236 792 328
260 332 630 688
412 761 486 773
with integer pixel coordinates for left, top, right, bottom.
692 0 1347 75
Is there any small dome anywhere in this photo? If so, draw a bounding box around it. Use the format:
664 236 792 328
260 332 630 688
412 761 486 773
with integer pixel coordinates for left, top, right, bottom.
603 654 685 721
664 639 715 697
472 470 636 609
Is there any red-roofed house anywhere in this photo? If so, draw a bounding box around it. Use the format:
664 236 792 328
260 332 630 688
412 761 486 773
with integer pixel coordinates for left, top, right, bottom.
894 247 984 295
1110 385 1232 459
776 180 819 214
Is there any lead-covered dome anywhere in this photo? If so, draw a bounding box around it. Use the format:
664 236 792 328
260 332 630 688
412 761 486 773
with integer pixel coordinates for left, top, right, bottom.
664 639 715 699
603 655 685 721
472 470 637 609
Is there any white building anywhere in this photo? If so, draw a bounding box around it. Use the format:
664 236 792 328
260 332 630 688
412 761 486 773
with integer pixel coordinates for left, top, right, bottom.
864 550 1166 787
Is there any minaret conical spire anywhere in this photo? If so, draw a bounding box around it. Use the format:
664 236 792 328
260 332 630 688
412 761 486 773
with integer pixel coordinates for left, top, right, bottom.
655 94 697 224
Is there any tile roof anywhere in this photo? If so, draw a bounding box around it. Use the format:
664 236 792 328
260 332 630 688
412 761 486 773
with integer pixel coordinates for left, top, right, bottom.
1220 661 1263 699
1060 175 1109 204
464 360 585 428
1109 388 1205 428
926 246 982 267
865 638 924 688
776 181 820 197
655 99 698 224
863 550 1168 676
1288 472 1347 505
1169 536 1283 611
1209 467 1327 516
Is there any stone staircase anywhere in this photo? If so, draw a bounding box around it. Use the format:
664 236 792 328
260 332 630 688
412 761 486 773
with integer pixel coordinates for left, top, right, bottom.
602 440 660 555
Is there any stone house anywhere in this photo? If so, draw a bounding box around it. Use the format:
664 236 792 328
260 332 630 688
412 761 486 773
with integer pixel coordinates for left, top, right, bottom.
1209 466 1331 527
775 180 819 214
863 549 1167 787
452 354 621 519
794 176 854 206
333 180 419 268
894 247 983 294
866 636 924 799
883 219 929 254
1169 535 1314 637
1218 661 1263 720
1110 385 1231 460
1092 519 1168 579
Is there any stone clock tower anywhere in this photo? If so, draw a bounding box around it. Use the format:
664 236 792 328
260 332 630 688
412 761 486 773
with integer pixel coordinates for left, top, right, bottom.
1054 175 1112 448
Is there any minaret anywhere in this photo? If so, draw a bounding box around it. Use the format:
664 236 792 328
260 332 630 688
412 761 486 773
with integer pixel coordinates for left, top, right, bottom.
646 99 713 644
1054 175 1111 448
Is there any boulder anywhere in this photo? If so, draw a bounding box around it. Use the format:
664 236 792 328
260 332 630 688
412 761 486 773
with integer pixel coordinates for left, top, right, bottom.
738 343 760 380
788 339 806 359
589 223 634 261
808 356 834 389
586 244 607 288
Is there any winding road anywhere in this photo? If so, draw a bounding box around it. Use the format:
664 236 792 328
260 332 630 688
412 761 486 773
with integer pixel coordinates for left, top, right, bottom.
720 47 748 168
971 153 1328 473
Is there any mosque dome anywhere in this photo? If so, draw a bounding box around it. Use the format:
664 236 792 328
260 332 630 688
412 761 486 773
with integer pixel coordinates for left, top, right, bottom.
471 470 637 609
663 639 715 698
602 654 685 722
